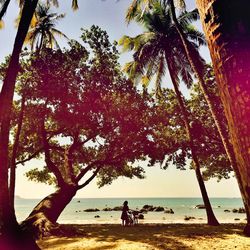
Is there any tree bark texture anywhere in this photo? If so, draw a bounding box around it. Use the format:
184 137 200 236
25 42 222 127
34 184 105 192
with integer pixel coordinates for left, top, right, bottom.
21 185 77 238
196 0 250 235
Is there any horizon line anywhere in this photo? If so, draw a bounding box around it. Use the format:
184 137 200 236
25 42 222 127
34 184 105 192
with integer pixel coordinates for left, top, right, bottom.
15 195 242 199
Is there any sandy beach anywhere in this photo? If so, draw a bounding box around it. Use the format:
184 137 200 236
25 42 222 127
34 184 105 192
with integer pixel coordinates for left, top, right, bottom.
37 223 250 249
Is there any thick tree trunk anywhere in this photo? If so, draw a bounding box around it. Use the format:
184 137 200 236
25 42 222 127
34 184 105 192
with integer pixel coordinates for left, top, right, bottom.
169 0 246 206
196 0 250 236
166 57 219 225
0 0 38 247
21 185 77 238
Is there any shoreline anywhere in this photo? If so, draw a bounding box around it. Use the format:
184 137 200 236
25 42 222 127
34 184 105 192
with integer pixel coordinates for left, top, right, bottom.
37 223 250 250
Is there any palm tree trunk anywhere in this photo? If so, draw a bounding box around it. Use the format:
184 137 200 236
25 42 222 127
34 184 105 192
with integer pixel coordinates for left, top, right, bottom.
170 0 248 223
166 57 219 226
0 0 11 21
0 0 38 246
196 0 250 235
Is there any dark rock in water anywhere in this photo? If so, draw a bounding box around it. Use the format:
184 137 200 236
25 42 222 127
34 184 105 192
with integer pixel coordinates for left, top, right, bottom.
232 207 245 213
195 204 205 209
94 215 100 218
184 216 195 221
138 214 144 219
139 209 148 214
143 205 154 211
154 206 164 212
77 200 80 203
103 207 112 211
234 218 240 221
164 208 174 214
113 206 123 211
84 208 100 212
238 207 245 213
224 209 230 213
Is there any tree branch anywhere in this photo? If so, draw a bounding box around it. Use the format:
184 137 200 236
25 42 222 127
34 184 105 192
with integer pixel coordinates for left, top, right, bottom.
41 116 65 187
77 165 101 190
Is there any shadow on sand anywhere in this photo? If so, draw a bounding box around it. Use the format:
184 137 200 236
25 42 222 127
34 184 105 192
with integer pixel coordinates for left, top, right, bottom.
37 223 246 250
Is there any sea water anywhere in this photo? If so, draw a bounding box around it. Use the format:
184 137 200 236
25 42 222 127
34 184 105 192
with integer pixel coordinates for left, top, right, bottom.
15 197 245 224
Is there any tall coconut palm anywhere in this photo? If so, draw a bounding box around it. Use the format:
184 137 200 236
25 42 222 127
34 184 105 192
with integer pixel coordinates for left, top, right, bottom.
120 1 219 225
0 0 77 246
127 0 243 210
26 3 68 51
0 0 78 21
196 0 250 236
0 0 39 247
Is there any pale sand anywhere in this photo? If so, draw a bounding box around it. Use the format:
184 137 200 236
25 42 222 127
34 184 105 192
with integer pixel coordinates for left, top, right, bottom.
37 223 250 250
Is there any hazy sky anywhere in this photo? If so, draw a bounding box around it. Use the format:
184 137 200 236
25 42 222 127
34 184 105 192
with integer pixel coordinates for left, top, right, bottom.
1 0 241 198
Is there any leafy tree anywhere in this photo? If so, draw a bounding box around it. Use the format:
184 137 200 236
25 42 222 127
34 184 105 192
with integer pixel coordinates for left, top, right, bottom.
151 85 232 181
11 26 168 236
196 0 250 236
120 1 219 225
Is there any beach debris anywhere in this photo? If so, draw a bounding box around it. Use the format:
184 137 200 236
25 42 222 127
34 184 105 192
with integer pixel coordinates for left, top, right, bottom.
84 208 100 212
234 218 240 221
184 216 196 221
224 209 230 212
94 215 100 218
195 204 206 209
77 200 80 203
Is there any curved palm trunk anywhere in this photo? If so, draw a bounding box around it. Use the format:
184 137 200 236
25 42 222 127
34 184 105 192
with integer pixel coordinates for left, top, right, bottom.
166 57 219 226
169 0 246 202
0 0 11 21
196 0 250 236
0 0 38 247
21 185 78 238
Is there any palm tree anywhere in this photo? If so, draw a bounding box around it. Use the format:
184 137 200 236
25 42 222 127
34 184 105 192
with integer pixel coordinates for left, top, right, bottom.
196 0 250 236
0 0 77 246
0 0 78 21
26 4 68 51
126 0 244 215
0 0 39 246
120 1 219 225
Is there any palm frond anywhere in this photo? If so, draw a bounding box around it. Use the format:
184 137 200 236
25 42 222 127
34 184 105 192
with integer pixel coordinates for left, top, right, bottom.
178 9 200 28
51 28 69 40
185 25 206 46
126 0 155 23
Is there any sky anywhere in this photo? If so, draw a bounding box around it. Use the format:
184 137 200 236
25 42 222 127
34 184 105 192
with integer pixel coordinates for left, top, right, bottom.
1 0 241 199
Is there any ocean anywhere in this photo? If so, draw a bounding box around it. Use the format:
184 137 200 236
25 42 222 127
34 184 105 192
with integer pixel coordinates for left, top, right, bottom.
15 197 245 224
